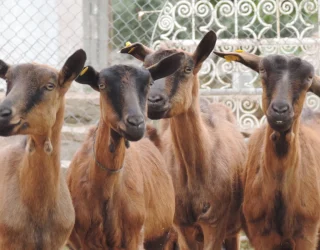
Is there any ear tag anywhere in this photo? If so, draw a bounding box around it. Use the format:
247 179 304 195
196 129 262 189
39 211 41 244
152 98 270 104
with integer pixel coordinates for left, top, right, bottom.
235 49 243 53
125 41 135 54
128 47 135 54
224 55 240 62
79 67 88 76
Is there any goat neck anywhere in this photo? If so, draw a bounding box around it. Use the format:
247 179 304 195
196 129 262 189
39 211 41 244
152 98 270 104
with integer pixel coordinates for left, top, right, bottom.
89 119 125 196
169 77 210 186
20 101 64 216
263 118 301 181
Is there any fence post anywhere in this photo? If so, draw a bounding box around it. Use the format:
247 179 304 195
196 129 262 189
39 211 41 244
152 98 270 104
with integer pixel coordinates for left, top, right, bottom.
83 0 109 70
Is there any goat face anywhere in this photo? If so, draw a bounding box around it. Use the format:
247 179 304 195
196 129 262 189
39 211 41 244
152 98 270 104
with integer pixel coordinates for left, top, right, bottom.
75 52 184 141
120 31 217 120
0 50 86 136
260 55 314 132
214 51 316 133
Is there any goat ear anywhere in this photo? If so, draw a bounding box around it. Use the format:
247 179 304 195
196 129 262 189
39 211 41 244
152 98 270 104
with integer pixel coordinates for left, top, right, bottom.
147 52 185 81
214 50 262 72
310 75 320 97
120 42 153 62
0 60 10 79
192 31 217 74
58 49 87 88
75 66 100 92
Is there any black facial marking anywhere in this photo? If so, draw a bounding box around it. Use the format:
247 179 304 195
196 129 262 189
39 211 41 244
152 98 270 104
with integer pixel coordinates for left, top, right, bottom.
99 65 150 120
145 50 195 100
23 87 44 114
263 55 314 108
100 70 123 119
262 56 288 105
274 190 286 236
169 73 182 98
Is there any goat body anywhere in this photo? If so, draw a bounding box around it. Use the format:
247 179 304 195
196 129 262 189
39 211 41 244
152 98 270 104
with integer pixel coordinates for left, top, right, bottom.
0 109 74 249
158 94 246 249
0 50 86 249
243 119 320 249
67 123 175 249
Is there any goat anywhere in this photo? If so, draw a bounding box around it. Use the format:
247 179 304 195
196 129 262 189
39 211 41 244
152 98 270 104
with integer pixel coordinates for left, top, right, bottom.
66 52 184 250
215 50 320 249
121 31 247 250
0 50 86 249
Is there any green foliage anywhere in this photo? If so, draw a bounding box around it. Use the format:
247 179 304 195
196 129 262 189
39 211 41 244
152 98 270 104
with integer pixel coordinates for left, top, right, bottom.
111 0 164 48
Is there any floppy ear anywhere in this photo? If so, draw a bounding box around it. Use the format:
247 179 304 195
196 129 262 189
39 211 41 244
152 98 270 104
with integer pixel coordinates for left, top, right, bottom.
147 52 185 81
75 66 100 92
0 60 10 79
58 49 87 89
310 75 320 97
120 42 153 62
193 30 217 74
214 50 262 72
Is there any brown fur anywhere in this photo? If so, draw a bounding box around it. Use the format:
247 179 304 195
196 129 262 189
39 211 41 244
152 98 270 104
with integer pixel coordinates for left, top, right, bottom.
0 50 86 249
66 55 184 249
67 126 175 249
215 51 320 249
121 31 247 250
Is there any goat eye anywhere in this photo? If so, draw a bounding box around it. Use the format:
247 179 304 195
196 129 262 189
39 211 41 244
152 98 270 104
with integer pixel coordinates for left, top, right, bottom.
184 67 192 73
308 75 313 81
45 83 55 91
98 83 105 90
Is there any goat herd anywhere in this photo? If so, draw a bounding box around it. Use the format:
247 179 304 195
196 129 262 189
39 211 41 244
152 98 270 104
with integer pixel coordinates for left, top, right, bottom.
0 30 319 250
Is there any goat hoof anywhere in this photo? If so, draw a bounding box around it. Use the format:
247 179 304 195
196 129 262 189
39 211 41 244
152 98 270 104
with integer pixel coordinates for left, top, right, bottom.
26 139 35 154
44 139 53 154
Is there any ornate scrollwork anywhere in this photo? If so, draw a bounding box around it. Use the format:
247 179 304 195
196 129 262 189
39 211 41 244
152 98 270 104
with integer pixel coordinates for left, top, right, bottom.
150 0 320 130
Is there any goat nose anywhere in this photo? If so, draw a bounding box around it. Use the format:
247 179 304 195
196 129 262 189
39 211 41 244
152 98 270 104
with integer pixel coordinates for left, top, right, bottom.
272 102 289 114
148 95 164 103
0 107 12 118
126 115 144 127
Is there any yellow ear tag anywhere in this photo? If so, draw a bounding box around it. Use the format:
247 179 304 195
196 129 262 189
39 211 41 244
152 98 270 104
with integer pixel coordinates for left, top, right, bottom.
125 41 135 54
224 55 240 62
128 47 135 54
235 49 243 53
79 67 88 76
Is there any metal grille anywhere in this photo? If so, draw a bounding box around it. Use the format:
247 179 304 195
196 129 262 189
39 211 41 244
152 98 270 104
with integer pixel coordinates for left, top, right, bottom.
0 0 319 161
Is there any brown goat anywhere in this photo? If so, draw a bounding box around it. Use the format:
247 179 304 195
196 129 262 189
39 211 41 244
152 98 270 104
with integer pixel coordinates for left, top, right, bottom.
215 50 320 249
0 50 86 249
121 31 247 250
66 53 184 250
